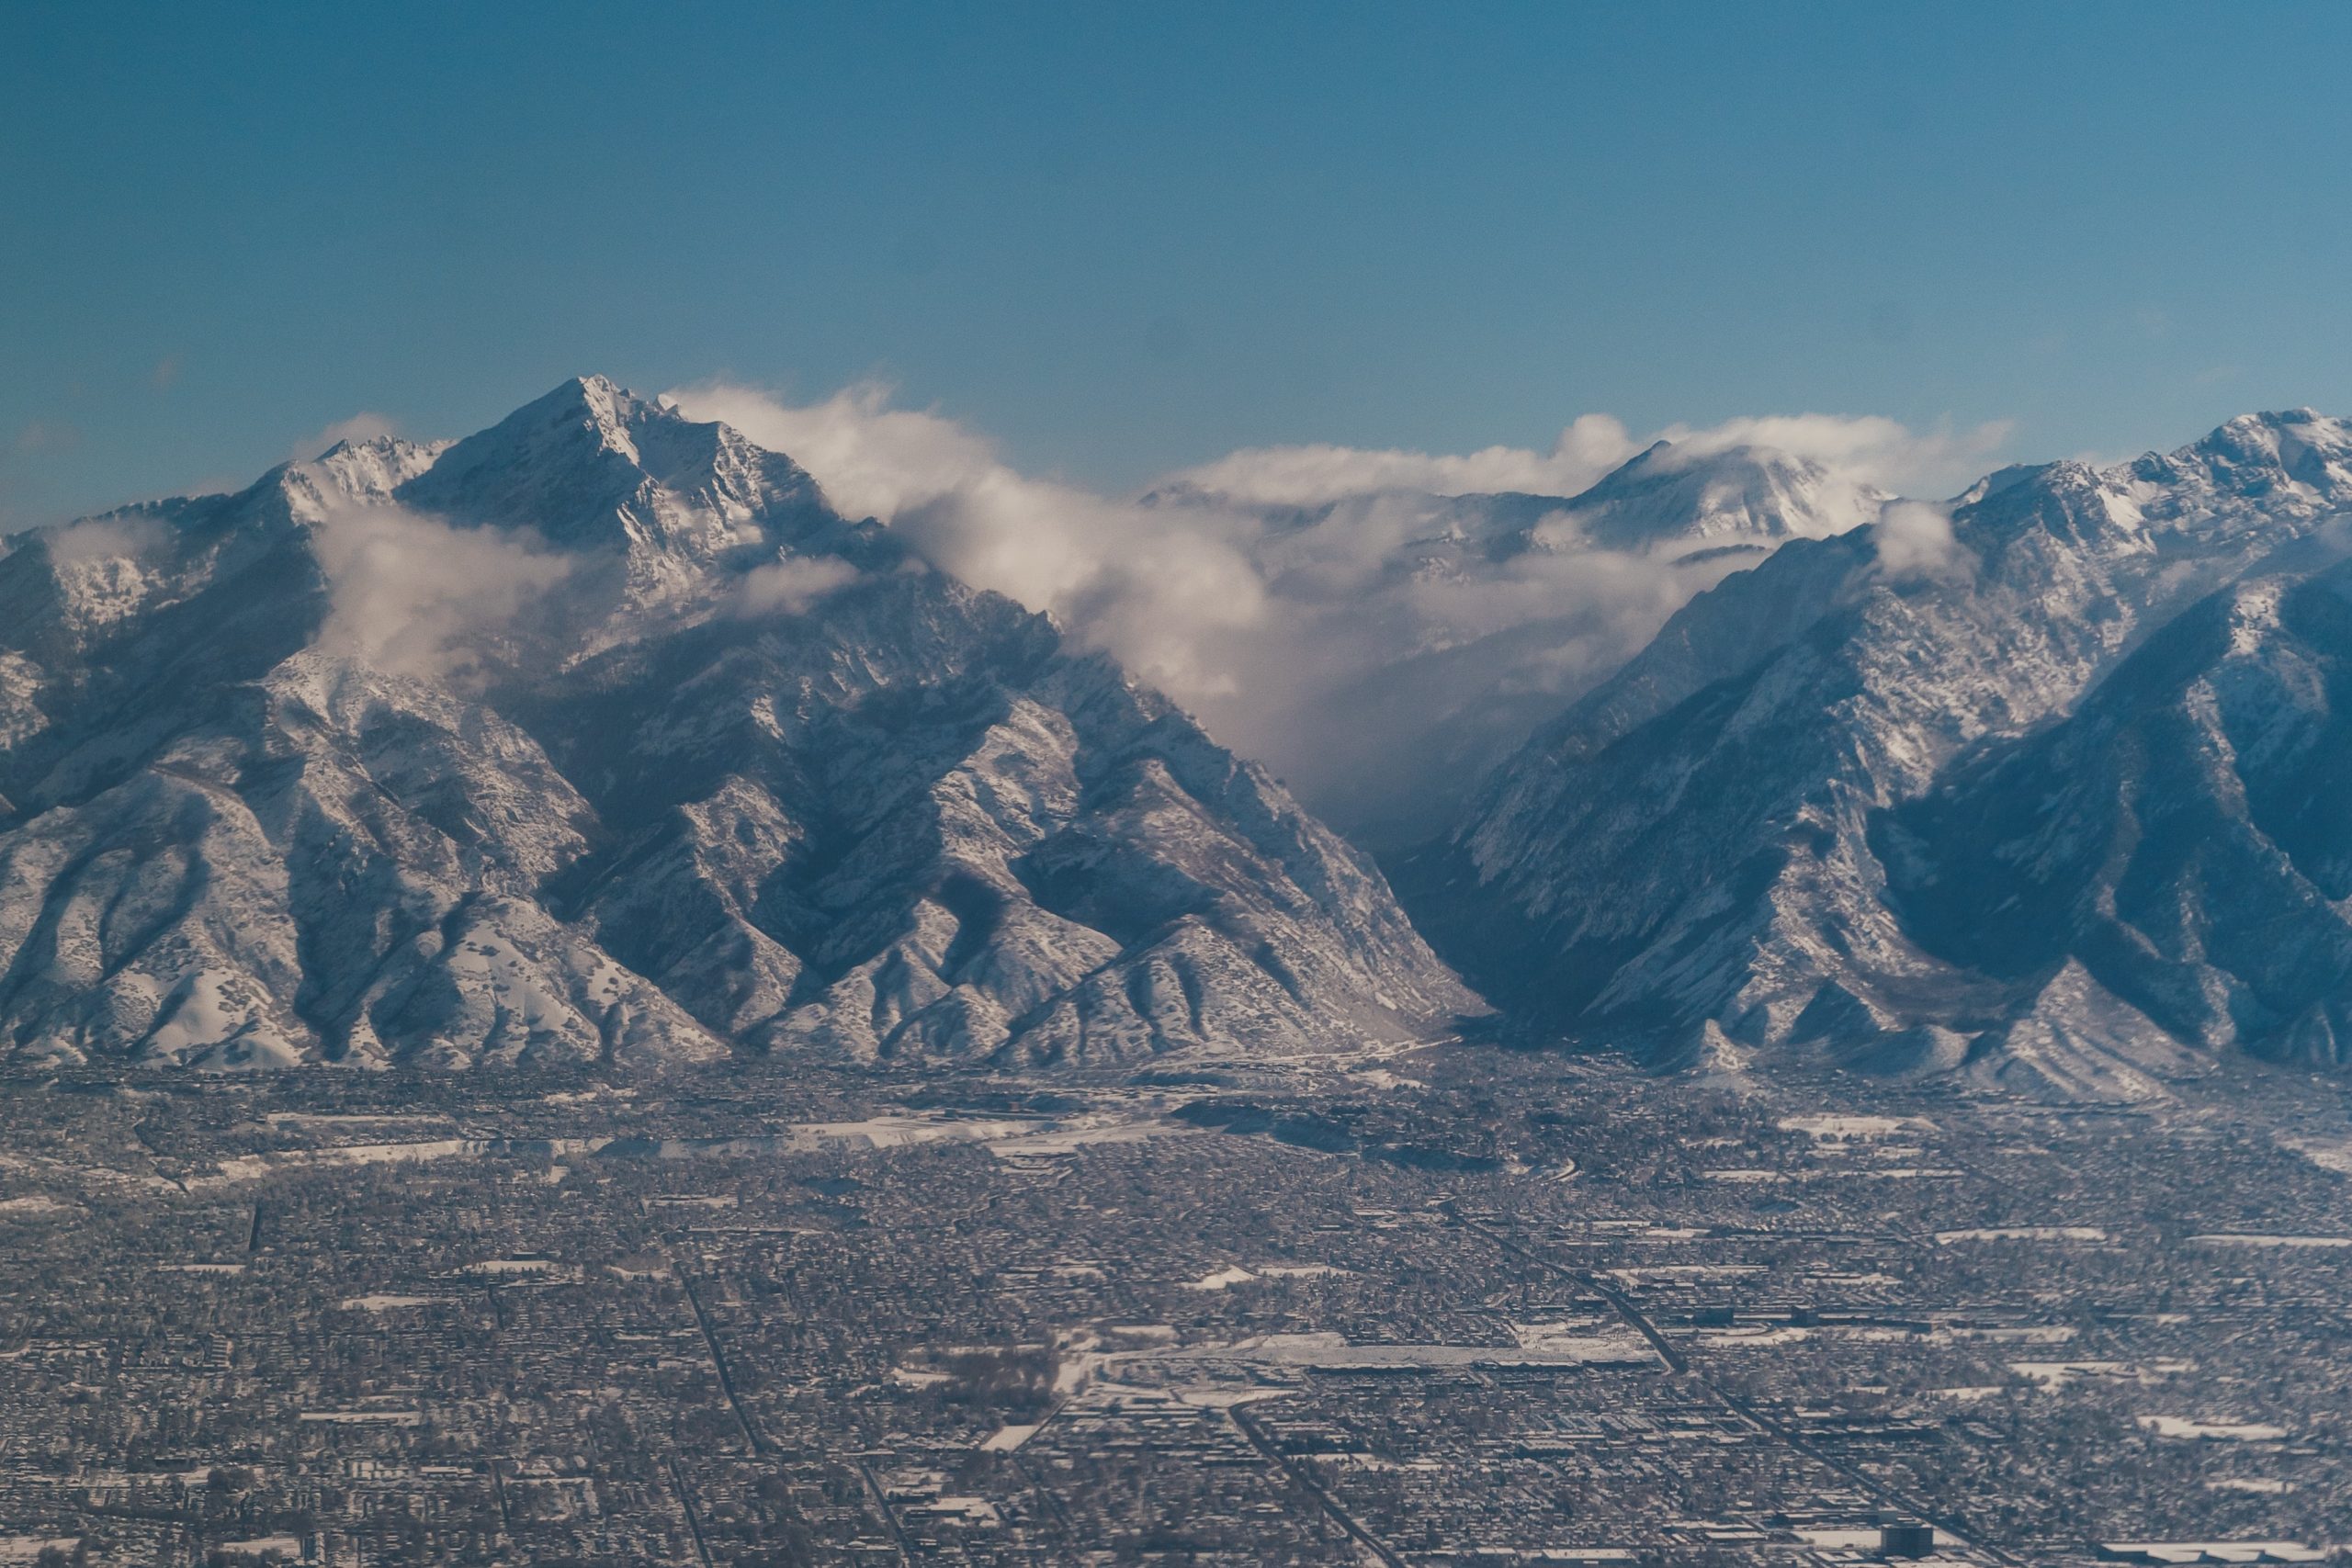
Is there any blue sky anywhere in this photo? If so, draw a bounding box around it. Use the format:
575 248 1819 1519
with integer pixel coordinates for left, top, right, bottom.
5 0 2350 525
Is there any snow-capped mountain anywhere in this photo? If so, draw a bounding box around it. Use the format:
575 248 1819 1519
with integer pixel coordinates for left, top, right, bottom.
30 376 2343 1097
0 378 1471 1071
1525 438 1889 558
1412 410 2352 1095
1149 438 1891 849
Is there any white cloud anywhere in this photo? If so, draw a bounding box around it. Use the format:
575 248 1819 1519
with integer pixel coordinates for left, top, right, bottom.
309 503 570 680
673 380 1269 700
1873 500 1973 582
1164 412 2011 510
668 382 991 523
667 378 2009 835
43 513 168 564
1169 414 1642 508
739 555 863 615
1653 412 2013 497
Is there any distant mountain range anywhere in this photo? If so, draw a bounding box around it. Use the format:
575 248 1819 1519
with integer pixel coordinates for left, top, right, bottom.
1408 410 2352 1098
9 380 2352 1097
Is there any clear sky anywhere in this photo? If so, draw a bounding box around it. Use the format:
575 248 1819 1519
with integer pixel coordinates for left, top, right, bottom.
6 0 2350 525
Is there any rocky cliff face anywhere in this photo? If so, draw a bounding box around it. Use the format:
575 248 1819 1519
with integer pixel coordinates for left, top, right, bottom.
0 378 1472 1071
1415 411 2352 1095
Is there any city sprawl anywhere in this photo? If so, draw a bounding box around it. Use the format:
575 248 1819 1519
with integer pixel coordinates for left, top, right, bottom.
1 1050 2346 1566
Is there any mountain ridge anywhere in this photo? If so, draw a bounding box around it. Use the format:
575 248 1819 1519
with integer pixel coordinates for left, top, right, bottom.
16 380 2352 1100
0 378 1473 1072
1408 406 2352 1096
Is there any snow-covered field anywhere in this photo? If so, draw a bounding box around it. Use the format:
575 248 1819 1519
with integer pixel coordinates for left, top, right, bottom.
337 1294 449 1312
2137 1416 2288 1442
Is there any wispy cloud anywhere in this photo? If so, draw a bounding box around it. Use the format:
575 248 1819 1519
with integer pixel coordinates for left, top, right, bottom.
1168 412 2010 509
669 378 2010 828
1167 415 1644 508
674 380 1269 699
738 555 863 615
1873 500 1973 583
309 503 569 681
42 513 168 564
1650 413 2012 497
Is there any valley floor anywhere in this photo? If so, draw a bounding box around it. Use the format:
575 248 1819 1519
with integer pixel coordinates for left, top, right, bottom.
0 1047 2346 1566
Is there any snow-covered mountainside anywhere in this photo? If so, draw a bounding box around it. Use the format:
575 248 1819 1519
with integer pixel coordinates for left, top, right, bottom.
0 378 1471 1071
1412 410 2352 1094
1149 439 1889 849
1878 563 2352 1081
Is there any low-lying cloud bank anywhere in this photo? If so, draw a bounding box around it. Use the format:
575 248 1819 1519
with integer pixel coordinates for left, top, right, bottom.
670 379 2009 840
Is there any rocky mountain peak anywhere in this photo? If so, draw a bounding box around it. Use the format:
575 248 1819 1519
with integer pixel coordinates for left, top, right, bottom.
392 376 831 557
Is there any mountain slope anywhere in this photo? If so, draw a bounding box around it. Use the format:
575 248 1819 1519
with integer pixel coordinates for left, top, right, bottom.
0 378 1470 1070
1879 564 2352 1074
1413 410 2352 1091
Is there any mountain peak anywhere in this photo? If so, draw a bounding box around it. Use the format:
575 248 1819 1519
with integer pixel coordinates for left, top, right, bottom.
505 373 661 464
560 369 654 427
2197 406 2348 449
392 377 832 562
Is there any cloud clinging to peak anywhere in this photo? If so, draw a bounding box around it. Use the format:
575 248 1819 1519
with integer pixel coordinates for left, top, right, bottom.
668 378 2010 834
1167 412 2011 511
738 555 863 616
1650 413 2013 496
1167 415 1645 509
673 379 1271 699
671 383 991 524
